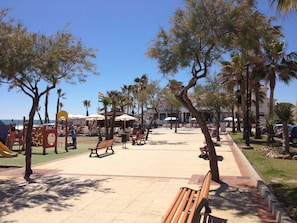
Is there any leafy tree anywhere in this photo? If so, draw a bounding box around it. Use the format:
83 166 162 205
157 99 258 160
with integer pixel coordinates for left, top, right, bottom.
147 0 235 181
147 0 275 182
166 79 183 132
201 75 228 142
144 80 161 140
0 12 98 180
274 102 294 153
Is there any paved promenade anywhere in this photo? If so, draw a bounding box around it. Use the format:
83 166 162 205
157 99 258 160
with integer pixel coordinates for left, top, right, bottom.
0 127 279 223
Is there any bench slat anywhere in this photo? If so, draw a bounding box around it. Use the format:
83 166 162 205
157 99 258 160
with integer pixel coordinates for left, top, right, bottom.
180 189 198 223
163 188 187 222
161 171 212 223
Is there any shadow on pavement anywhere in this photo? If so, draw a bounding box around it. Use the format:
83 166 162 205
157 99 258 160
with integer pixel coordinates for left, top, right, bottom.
0 176 112 218
210 182 263 218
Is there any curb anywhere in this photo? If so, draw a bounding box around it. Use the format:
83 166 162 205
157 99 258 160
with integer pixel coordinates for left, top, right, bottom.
227 134 292 223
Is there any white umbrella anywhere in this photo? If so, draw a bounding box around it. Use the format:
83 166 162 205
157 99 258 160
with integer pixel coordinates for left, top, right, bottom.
115 114 137 130
164 117 178 121
86 113 105 121
68 114 86 120
115 114 137 121
223 117 233 121
223 117 237 122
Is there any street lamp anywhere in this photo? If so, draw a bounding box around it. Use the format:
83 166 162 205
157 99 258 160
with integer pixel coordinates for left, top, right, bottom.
245 64 250 147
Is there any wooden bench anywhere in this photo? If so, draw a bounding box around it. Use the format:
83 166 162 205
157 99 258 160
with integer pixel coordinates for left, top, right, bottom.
161 171 224 223
88 139 114 158
132 134 146 145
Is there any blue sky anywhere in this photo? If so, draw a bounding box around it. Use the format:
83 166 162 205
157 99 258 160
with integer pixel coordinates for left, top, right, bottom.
0 0 296 120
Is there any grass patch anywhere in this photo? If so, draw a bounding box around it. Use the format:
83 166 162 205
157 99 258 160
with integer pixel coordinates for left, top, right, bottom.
230 132 297 221
0 143 94 167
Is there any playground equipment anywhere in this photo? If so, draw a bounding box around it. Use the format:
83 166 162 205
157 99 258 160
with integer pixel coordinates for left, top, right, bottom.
22 110 70 155
0 141 18 158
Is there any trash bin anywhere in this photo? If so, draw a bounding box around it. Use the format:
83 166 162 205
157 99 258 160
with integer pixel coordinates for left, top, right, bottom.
121 134 127 149
121 134 127 143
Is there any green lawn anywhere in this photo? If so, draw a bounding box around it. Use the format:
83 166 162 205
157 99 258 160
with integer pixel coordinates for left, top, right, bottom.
230 133 297 221
0 143 93 167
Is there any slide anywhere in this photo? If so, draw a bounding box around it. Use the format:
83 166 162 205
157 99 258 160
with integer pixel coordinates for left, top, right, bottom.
0 141 18 158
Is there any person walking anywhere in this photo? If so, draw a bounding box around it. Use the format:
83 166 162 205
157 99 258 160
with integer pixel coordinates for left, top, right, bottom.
70 127 77 149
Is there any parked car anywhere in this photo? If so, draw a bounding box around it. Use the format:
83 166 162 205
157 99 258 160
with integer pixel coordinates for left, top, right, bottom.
274 124 283 138
274 124 292 138
288 125 297 144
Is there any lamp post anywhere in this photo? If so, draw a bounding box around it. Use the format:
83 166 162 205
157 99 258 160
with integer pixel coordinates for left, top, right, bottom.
245 64 250 147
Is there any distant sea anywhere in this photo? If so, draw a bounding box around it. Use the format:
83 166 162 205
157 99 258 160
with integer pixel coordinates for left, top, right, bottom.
1 119 54 126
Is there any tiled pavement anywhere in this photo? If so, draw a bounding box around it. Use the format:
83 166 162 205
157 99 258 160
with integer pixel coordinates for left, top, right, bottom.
0 127 290 223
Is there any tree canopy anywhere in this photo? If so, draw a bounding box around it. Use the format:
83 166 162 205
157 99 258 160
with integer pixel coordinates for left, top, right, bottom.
0 9 98 179
147 0 279 181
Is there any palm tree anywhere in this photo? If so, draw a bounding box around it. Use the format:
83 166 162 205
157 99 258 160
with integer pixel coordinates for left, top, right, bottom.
83 100 91 117
100 97 111 139
271 0 297 13
59 102 64 111
121 85 134 113
134 74 148 128
264 40 297 117
250 62 267 139
107 90 121 139
219 54 246 133
274 102 294 153
56 88 66 114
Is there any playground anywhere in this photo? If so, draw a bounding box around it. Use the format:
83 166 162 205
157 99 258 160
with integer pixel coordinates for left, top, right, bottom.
0 110 80 160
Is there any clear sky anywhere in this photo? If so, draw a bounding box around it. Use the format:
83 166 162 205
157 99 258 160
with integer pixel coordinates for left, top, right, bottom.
0 0 296 120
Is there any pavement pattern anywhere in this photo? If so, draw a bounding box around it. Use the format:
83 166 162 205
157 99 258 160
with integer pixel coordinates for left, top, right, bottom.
0 127 281 223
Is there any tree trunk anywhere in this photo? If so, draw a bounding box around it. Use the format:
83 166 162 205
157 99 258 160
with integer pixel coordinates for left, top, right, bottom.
25 96 39 180
231 106 236 134
146 111 158 140
215 108 220 142
282 122 290 153
177 87 220 182
56 97 60 114
109 108 116 139
44 86 50 123
254 87 261 139
104 107 109 140
269 80 275 117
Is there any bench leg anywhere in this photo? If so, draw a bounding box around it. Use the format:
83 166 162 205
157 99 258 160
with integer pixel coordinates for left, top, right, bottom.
89 149 100 158
105 146 114 154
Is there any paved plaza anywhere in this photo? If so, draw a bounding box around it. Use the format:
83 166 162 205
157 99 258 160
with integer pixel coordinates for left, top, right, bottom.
0 127 283 223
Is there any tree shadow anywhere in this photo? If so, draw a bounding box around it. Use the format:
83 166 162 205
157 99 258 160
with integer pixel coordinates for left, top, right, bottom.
209 182 262 218
0 175 112 218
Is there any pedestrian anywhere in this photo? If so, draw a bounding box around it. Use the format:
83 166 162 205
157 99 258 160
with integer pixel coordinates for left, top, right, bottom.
70 127 77 149
198 145 208 159
7 126 16 150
